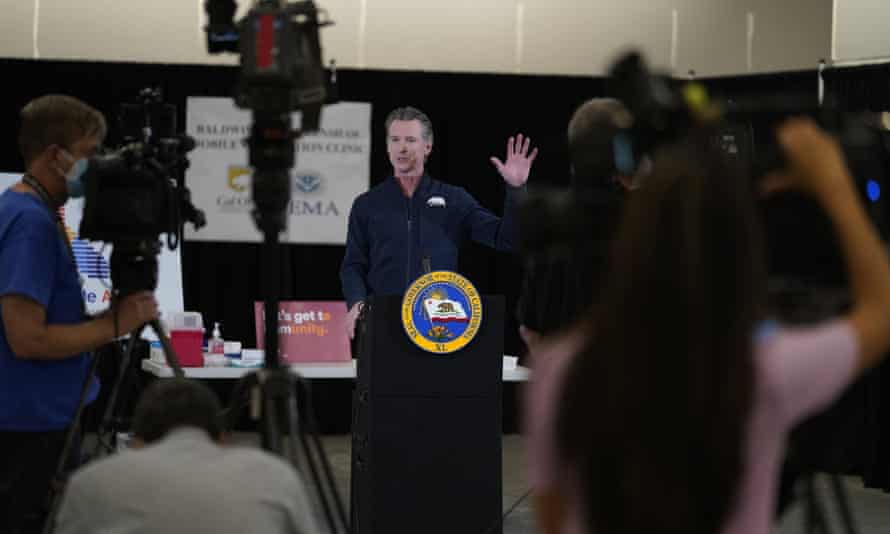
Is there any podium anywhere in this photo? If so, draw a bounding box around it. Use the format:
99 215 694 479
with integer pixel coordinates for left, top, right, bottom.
350 294 504 534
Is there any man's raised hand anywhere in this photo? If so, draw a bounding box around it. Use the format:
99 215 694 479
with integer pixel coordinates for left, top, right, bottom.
490 133 539 187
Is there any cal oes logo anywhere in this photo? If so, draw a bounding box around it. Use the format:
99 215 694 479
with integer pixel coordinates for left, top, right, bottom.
402 271 482 354
228 166 250 192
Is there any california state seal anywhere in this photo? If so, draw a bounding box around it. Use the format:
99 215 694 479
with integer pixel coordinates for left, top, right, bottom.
401 271 483 354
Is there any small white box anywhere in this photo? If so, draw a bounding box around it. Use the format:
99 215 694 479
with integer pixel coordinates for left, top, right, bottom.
166 311 203 332
224 341 242 356
204 354 228 367
241 349 264 362
149 341 166 364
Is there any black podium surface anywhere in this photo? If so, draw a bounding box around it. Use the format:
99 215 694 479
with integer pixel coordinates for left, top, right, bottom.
351 295 504 534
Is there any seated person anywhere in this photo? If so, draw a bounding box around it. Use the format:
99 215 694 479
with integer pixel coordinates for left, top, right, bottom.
56 378 319 534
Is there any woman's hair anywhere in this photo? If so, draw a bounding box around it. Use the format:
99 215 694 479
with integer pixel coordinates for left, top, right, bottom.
556 134 768 534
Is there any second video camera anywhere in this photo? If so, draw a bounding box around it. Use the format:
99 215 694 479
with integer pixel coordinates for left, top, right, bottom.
204 0 332 233
79 89 205 294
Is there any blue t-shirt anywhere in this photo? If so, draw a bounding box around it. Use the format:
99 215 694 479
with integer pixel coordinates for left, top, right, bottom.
0 190 99 431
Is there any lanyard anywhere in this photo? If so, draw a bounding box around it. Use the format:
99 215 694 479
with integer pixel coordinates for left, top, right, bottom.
20 175 92 345
21 174 81 278
22 173 60 213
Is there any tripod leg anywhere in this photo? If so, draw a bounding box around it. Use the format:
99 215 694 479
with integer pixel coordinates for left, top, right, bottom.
284 384 305 474
148 319 184 378
92 336 139 458
828 473 859 534
301 379 349 531
261 380 284 455
292 385 338 534
803 475 822 534
41 349 103 534
219 372 257 432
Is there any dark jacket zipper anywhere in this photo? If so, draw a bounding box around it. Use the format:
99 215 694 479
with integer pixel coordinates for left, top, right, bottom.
406 195 413 287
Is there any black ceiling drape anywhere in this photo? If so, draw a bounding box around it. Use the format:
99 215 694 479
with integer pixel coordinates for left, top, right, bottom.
824 63 890 111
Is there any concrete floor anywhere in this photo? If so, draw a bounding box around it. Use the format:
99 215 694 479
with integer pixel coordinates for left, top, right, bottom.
227 433 890 533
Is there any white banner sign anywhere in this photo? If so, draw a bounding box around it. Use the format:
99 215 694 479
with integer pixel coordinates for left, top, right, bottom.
184 98 371 244
1 173 184 318
833 0 890 63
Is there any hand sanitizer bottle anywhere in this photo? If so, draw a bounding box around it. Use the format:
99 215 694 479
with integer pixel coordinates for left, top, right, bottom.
209 322 225 355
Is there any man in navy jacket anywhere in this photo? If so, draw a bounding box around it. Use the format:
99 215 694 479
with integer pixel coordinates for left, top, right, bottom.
340 106 538 338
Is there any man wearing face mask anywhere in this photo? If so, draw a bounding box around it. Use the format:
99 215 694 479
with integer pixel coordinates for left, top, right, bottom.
0 95 160 534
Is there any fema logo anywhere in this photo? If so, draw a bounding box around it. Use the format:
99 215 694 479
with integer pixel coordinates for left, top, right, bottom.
402 271 483 354
294 172 322 193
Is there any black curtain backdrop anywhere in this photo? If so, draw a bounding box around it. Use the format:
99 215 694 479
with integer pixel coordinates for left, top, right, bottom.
698 69 820 103
0 58 604 435
821 62 890 492
824 63 890 111
2 58 889 487
0 58 607 359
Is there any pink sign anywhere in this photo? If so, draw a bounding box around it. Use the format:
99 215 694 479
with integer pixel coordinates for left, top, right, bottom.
254 301 351 363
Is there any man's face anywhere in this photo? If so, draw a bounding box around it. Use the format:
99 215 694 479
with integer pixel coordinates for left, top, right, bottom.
66 135 101 163
51 135 101 178
39 134 101 201
387 120 432 177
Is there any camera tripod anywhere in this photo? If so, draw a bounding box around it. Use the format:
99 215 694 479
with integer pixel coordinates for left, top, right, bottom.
799 471 858 534
90 319 185 457
218 216 349 534
216 114 348 533
41 313 184 534
93 244 187 458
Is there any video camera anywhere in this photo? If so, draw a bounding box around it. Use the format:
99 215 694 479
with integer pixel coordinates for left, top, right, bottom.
519 50 890 333
204 0 332 233
526 50 889 272
79 88 205 295
616 52 890 292
607 52 888 199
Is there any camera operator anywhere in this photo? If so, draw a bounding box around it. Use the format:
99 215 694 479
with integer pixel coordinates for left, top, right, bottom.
518 98 639 348
0 95 159 534
55 378 319 534
540 119 890 534
520 97 641 532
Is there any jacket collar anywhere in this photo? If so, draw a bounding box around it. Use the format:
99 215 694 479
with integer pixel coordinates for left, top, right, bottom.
390 174 432 199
